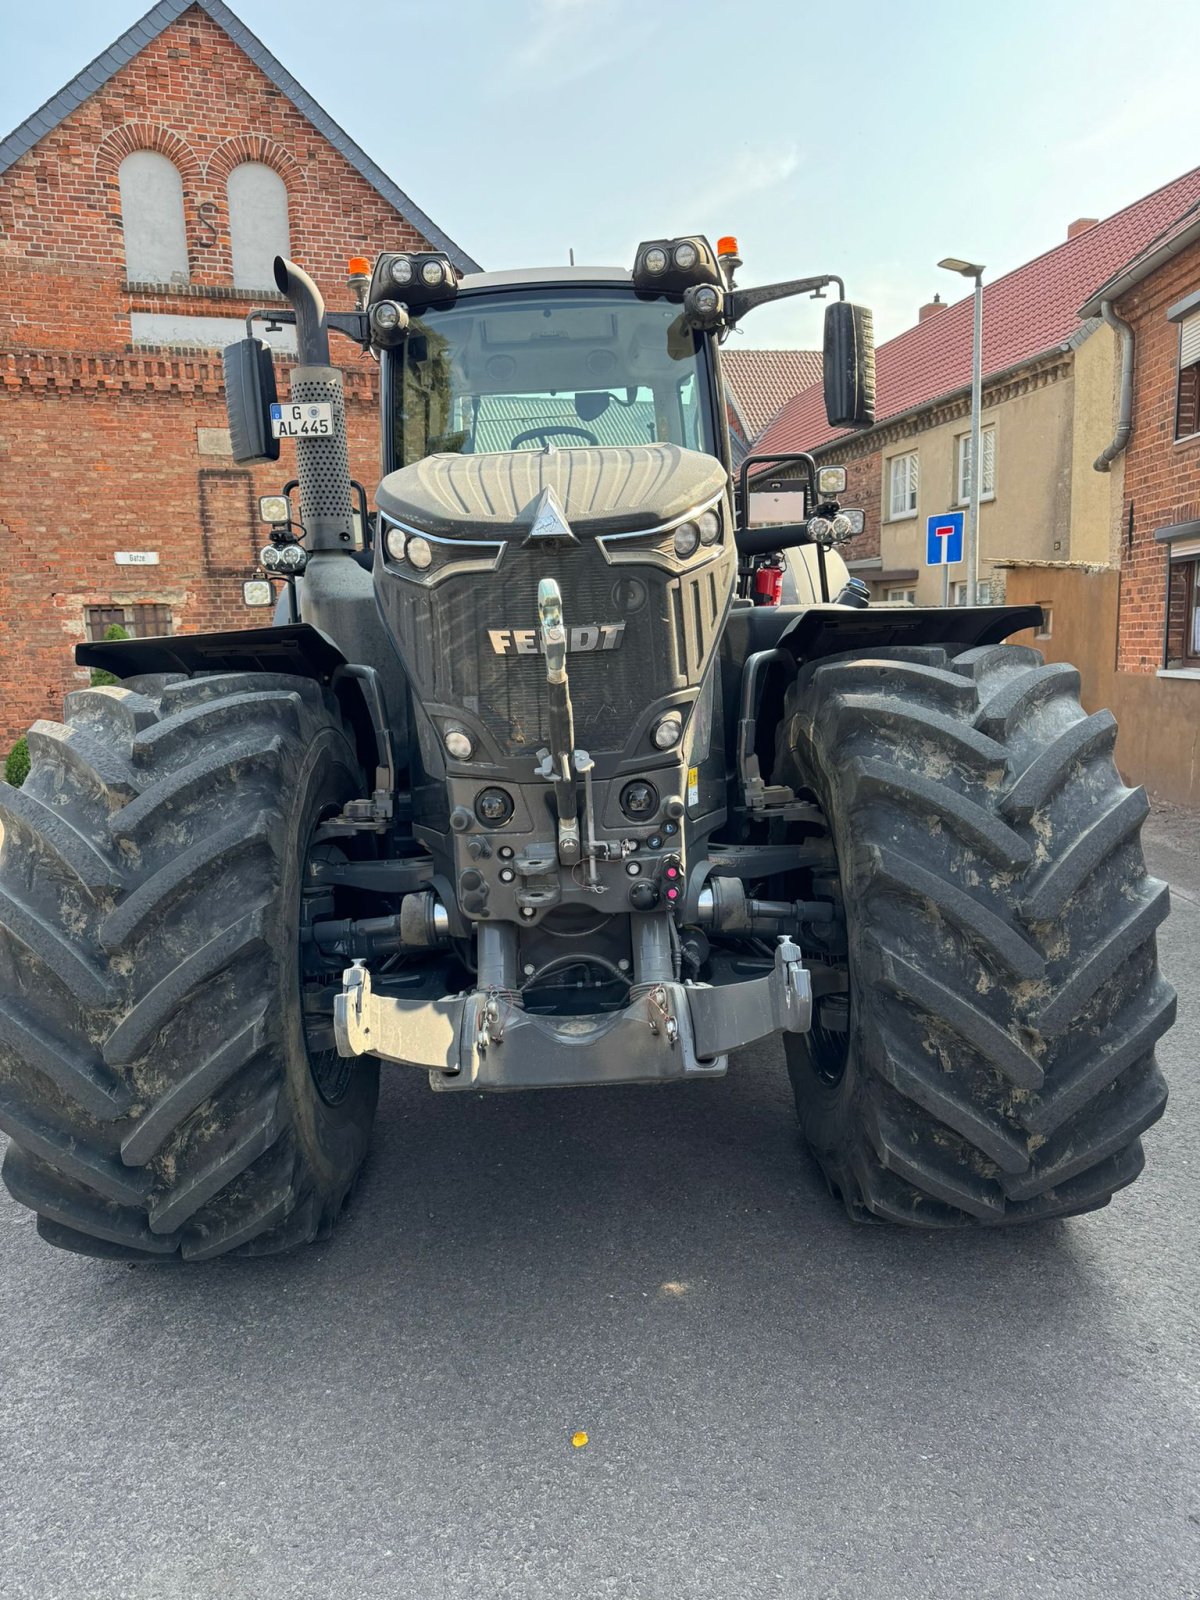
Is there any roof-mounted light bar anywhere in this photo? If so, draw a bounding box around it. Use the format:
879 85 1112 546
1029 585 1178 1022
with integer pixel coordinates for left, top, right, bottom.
632 236 723 294
368 251 458 317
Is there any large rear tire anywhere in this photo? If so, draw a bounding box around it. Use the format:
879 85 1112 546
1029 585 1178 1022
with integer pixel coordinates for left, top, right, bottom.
775 644 1173 1226
0 673 379 1259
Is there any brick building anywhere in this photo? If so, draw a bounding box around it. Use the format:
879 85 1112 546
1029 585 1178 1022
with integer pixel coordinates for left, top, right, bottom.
0 0 476 746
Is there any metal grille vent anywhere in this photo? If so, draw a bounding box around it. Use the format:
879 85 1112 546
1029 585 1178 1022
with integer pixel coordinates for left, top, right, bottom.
292 371 354 543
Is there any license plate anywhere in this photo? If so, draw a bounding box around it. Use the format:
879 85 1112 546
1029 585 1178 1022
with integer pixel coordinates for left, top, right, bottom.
271 402 333 438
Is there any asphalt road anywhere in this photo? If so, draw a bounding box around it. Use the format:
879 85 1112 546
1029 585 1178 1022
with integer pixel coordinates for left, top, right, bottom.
1 813 1197 1600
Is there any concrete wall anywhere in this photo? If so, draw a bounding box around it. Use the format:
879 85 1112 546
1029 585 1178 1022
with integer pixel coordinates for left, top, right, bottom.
1005 564 1199 804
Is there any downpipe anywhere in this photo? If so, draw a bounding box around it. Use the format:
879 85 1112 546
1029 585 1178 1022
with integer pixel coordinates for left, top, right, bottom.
1094 300 1133 472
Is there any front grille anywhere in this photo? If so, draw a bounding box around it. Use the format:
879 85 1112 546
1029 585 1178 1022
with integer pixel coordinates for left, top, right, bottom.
379 539 735 755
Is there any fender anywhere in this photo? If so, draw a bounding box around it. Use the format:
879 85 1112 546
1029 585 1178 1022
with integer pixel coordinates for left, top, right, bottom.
75 623 392 781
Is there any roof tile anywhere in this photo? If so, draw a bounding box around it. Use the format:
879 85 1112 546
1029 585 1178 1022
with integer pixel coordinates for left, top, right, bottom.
722 347 822 439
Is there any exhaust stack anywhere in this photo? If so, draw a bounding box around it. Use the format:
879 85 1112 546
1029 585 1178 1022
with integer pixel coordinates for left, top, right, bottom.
273 255 355 553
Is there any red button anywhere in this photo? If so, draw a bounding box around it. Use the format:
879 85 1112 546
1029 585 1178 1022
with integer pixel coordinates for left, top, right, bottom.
666 888 678 900
666 867 678 879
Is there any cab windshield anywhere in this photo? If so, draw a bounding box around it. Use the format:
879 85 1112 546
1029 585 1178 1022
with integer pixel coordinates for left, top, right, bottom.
388 286 716 467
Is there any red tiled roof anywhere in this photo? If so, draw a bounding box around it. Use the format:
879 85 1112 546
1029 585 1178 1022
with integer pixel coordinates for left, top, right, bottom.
1081 196 1200 313
721 347 823 439
760 164 1200 457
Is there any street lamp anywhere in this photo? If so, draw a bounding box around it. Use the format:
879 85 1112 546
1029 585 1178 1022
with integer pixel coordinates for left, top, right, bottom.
939 257 986 606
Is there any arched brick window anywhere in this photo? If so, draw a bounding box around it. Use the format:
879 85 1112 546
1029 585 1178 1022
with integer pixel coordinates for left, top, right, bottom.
118 151 189 283
227 163 291 291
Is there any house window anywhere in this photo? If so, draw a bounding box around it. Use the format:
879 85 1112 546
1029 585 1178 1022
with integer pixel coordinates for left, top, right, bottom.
1175 309 1200 441
1036 607 1053 640
885 587 916 604
956 425 996 504
228 163 291 291
887 451 918 519
1164 558 1200 668
951 580 993 607
85 603 173 641
118 151 189 284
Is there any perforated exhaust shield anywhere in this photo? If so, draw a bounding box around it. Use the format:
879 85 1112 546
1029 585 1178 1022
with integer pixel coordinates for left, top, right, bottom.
291 365 355 550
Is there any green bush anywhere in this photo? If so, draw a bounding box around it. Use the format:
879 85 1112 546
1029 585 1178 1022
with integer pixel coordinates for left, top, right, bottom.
89 621 130 689
5 737 29 788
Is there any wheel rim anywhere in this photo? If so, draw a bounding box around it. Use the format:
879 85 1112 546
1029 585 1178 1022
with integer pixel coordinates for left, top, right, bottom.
809 987 850 1087
299 832 355 1106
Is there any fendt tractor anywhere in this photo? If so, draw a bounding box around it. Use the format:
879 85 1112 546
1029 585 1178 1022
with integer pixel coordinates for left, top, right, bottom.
0 238 1176 1260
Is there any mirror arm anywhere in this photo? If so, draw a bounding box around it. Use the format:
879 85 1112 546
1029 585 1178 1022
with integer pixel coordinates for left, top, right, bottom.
244 308 371 352
726 275 844 326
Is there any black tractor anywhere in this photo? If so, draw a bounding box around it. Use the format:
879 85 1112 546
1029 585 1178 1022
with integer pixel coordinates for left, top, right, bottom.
0 238 1173 1259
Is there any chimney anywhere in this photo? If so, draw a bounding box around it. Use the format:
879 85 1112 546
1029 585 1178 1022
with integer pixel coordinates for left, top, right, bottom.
1068 217 1098 240
919 293 946 323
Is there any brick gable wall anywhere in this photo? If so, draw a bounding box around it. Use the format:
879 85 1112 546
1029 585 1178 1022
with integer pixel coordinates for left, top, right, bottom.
1114 237 1200 673
0 4 442 743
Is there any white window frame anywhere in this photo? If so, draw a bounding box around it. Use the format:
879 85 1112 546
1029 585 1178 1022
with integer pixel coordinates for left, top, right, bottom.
885 587 916 604
951 579 993 606
887 451 919 521
956 425 996 505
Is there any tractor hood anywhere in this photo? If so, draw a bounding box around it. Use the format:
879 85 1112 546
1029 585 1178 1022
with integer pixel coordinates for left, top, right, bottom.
376 443 727 539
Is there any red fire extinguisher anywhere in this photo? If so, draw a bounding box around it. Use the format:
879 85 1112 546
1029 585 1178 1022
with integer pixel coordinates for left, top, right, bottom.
753 556 785 606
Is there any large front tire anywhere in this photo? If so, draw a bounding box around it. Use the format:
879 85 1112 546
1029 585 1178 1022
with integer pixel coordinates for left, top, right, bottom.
776 644 1173 1226
0 673 379 1259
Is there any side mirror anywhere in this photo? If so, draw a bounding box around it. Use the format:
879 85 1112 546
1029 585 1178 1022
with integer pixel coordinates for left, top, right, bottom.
222 338 280 464
823 301 875 429
575 392 612 423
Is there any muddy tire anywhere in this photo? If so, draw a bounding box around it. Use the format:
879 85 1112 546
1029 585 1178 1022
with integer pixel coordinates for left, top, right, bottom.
0 674 379 1260
775 644 1173 1226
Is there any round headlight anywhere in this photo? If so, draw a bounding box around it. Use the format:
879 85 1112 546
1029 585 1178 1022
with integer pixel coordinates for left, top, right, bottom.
807 515 833 544
444 727 473 760
652 714 683 750
475 787 514 825
406 536 434 570
278 542 306 571
830 514 853 543
260 544 281 571
643 247 668 275
698 509 721 545
422 259 445 286
673 521 700 558
674 242 699 270
373 300 402 331
620 779 659 819
390 257 413 286
692 285 719 315
384 526 406 562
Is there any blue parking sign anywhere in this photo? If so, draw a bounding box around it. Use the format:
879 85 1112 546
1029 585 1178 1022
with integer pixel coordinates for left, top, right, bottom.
926 510 964 566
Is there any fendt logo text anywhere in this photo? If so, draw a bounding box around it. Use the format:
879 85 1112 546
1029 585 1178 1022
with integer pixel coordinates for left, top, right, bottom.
488 623 626 656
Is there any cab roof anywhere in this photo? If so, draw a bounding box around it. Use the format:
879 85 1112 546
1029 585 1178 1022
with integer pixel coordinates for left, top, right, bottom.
456 265 633 292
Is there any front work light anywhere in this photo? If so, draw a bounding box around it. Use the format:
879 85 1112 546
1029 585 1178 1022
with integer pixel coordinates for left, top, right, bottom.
259 495 289 526
370 300 409 347
682 282 725 330
817 466 847 497
633 236 722 292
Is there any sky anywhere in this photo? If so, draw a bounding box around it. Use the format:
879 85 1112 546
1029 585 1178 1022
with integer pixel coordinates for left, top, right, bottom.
2 0 1198 349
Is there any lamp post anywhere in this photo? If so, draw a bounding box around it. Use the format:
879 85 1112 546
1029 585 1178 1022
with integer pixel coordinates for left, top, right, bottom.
938 257 985 605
